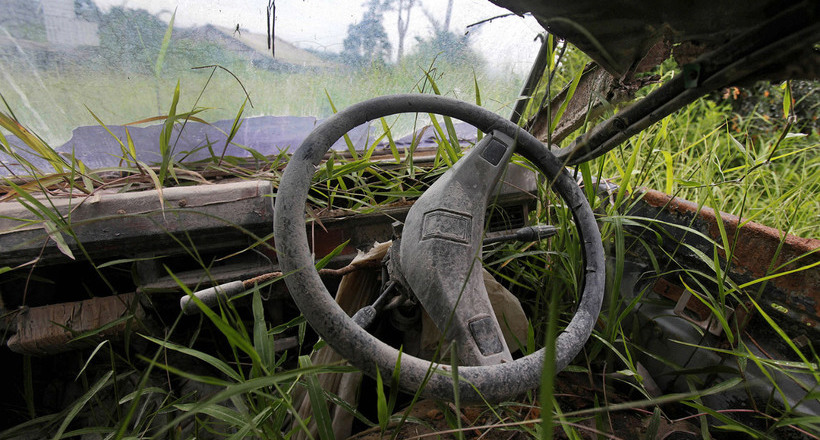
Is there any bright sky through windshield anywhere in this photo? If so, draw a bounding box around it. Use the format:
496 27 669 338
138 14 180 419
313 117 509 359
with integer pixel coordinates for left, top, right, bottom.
91 0 543 73
1 0 544 145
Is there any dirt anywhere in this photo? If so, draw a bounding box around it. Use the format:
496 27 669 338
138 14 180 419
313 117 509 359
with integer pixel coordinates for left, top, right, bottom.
347 372 702 440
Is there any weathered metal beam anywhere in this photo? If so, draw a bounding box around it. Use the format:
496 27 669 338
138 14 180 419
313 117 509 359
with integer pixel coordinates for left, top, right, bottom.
526 2 820 165
0 180 274 266
490 0 818 80
527 65 634 145
524 37 670 145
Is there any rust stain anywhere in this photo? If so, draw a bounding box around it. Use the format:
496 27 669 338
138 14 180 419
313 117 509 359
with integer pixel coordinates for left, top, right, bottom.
311 227 354 257
653 277 712 321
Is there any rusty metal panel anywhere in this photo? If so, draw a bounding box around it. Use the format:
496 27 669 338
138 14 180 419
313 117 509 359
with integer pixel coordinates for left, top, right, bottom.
627 188 820 335
616 188 819 416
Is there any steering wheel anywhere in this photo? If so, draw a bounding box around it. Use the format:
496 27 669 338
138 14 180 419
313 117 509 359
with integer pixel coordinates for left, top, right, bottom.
274 94 604 403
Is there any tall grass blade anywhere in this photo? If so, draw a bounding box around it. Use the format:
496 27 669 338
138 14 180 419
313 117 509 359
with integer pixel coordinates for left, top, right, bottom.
473 73 483 141
422 68 461 152
299 356 335 440
75 342 110 382
315 240 350 270
380 118 401 163
52 370 114 440
158 81 181 186
780 81 792 119
0 111 65 173
376 367 389 432
661 150 674 194
252 289 275 374
539 287 559 440
388 350 402 422
43 220 75 260
645 407 662 440
219 98 247 164
428 114 459 165
170 270 263 366
450 343 464 440
747 296 816 369
550 65 584 133
140 334 243 382
325 91 358 159
152 369 335 438
173 403 249 429
154 9 176 78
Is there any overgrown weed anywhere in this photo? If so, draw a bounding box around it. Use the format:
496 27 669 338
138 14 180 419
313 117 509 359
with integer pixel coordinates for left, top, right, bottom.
1 43 818 439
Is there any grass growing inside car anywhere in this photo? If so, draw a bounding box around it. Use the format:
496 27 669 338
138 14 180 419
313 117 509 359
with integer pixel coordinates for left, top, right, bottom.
1 49 819 439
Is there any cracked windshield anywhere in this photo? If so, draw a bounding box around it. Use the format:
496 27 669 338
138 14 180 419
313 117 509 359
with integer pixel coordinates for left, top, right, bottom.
1 0 542 165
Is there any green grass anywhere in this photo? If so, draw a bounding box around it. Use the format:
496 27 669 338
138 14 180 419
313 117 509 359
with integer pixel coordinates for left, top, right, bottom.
589 97 820 239
1 44 819 439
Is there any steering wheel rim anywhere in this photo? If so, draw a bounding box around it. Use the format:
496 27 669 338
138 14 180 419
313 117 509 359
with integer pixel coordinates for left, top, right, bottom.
274 94 605 403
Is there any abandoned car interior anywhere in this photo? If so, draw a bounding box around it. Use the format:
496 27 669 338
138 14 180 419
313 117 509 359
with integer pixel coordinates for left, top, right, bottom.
1 0 818 438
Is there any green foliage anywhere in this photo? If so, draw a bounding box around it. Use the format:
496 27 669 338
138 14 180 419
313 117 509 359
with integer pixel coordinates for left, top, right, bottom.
485 40 819 438
402 30 482 71
342 0 393 67
1 38 818 439
93 7 242 76
719 80 819 136
96 7 170 75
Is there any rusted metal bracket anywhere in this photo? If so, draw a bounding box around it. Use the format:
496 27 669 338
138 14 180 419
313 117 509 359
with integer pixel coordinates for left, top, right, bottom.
652 277 738 337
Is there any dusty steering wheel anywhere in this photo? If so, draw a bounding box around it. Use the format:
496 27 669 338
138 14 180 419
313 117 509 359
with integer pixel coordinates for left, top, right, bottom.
274 94 604 403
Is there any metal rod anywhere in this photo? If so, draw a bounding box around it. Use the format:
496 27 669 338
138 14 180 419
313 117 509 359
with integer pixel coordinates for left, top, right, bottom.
351 281 398 329
483 224 558 244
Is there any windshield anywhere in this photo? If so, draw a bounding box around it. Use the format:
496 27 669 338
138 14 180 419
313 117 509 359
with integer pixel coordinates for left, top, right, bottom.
0 0 542 150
